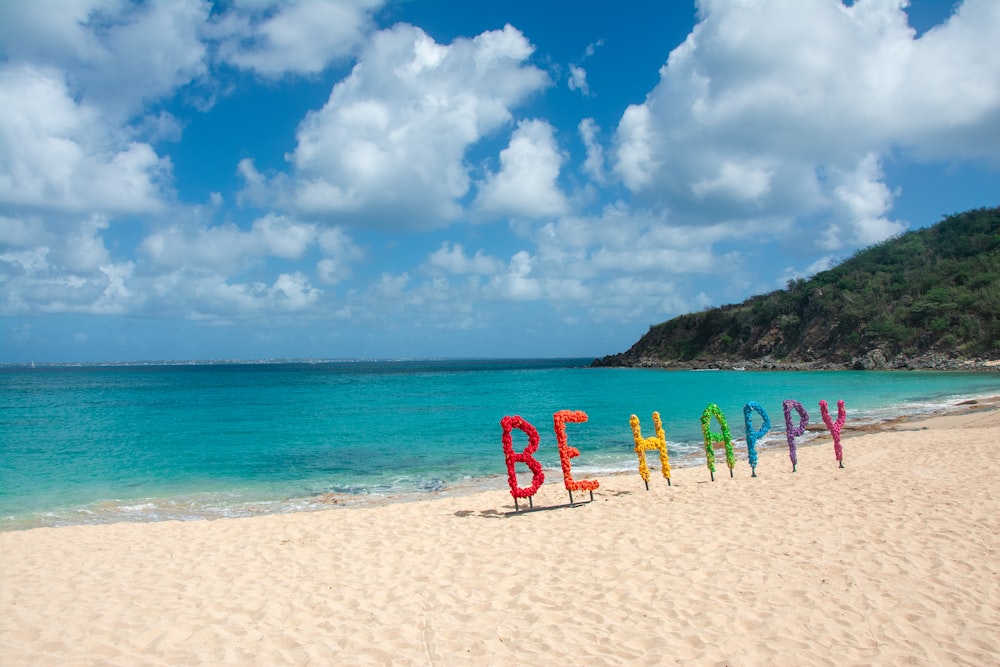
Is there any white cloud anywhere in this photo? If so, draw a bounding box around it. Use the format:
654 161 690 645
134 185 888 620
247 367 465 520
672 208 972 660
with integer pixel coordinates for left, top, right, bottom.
140 214 317 274
270 271 322 310
0 0 109 64
0 215 140 316
316 227 365 284
613 0 1000 243
827 152 905 248
287 23 549 229
152 270 322 320
425 242 504 275
0 1 214 230
568 65 590 95
0 65 171 214
79 0 209 115
579 118 606 184
690 158 775 203
486 250 543 300
614 104 656 192
473 119 568 220
0 0 209 117
215 0 384 77
894 0 1000 161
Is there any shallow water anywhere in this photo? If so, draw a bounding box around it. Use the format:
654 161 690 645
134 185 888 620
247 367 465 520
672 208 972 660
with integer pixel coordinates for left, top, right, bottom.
2 359 998 529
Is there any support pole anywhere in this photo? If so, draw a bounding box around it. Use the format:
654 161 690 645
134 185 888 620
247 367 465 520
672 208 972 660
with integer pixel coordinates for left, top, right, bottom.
568 489 574 505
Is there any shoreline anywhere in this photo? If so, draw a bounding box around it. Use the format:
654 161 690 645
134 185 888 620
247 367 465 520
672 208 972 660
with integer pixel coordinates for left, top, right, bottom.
4 393 999 532
3 404 999 664
591 355 1000 371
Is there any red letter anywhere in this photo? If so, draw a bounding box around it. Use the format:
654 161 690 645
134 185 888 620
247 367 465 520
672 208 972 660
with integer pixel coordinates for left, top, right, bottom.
553 410 600 492
500 416 545 498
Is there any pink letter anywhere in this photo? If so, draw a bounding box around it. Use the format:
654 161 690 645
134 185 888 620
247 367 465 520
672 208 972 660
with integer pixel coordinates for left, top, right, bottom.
819 399 846 468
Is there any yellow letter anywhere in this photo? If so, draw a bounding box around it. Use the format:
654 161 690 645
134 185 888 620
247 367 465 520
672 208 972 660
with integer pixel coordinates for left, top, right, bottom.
629 411 671 488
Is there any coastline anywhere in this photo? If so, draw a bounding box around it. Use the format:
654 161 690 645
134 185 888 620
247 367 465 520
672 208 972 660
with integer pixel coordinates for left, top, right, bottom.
3 403 999 664
591 353 1000 371
3 391 998 532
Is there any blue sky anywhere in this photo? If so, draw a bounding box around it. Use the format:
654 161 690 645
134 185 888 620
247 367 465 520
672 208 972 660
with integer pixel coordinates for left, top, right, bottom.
1 0 998 363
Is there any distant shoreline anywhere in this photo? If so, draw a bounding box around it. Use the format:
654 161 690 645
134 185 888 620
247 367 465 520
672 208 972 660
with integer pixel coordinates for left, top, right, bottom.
591 353 1000 371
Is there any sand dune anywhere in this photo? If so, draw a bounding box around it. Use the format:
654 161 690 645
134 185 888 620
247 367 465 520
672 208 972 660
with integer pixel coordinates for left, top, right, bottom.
2 407 999 665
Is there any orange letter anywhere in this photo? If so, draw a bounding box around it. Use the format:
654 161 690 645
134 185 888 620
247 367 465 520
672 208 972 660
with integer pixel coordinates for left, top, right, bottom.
553 410 599 492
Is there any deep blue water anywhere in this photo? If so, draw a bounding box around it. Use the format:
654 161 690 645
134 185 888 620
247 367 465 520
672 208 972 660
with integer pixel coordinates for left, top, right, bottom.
2 359 998 529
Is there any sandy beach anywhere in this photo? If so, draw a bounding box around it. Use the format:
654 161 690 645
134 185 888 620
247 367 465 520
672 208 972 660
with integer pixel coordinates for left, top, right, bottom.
2 404 999 666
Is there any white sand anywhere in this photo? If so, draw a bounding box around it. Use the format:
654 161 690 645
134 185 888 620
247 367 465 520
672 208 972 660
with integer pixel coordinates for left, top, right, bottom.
2 406 999 665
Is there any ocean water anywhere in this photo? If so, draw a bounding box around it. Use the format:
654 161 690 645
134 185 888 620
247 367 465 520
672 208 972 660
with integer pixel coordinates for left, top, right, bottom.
2 359 998 530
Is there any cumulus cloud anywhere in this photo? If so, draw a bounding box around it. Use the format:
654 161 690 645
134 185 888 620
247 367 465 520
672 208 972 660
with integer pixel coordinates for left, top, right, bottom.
473 119 569 220
140 214 317 274
613 0 1000 241
567 65 590 95
0 0 209 117
425 242 504 275
578 118 606 184
287 23 549 229
0 66 171 214
214 0 385 77
149 270 322 320
0 213 139 315
316 227 365 284
0 1 210 217
826 152 905 248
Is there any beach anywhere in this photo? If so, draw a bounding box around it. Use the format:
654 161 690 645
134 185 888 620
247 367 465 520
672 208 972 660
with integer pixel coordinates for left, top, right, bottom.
2 404 999 666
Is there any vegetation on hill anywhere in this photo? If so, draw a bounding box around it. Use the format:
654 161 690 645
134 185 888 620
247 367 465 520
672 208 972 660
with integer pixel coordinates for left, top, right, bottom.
593 206 1000 370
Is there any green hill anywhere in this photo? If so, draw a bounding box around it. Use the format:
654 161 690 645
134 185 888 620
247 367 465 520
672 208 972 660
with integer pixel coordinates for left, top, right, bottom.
593 206 1000 370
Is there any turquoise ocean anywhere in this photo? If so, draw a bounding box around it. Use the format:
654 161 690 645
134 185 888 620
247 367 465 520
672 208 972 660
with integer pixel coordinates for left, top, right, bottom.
2 359 998 530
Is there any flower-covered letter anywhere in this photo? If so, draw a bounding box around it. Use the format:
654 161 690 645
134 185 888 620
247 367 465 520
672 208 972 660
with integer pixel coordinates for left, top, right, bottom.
782 400 809 472
553 410 600 493
700 404 735 481
819 399 846 468
742 401 771 477
629 412 671 488
500 415 545 499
